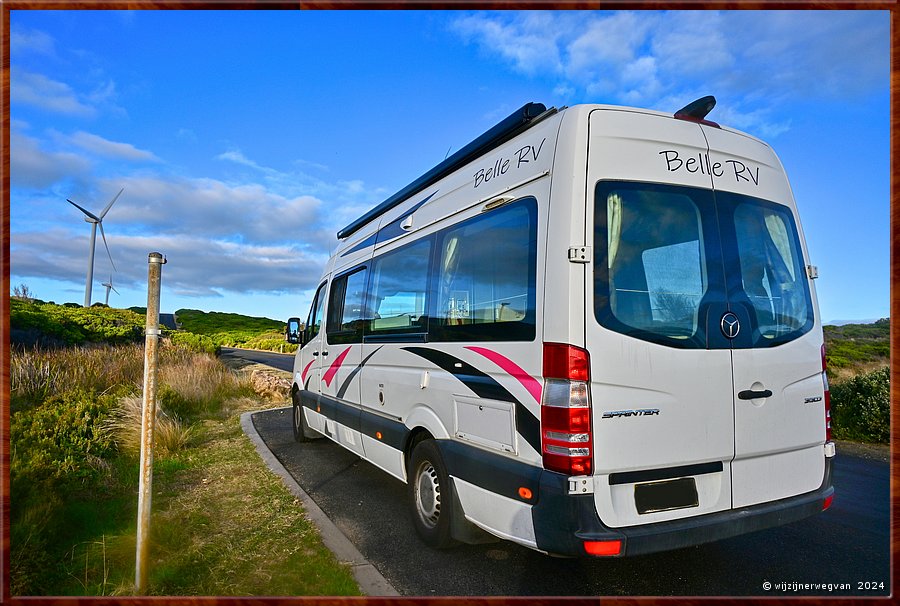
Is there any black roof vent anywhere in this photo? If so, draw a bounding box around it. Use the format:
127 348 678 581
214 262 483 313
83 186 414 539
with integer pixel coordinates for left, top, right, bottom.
337 101 551 240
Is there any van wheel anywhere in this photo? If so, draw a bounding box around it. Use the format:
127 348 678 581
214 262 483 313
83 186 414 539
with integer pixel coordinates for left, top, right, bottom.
292 395 314 442
408 439 456 548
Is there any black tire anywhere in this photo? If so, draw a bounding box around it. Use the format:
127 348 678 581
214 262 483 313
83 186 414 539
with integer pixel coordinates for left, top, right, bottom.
408 439 456 548
292 394 314 442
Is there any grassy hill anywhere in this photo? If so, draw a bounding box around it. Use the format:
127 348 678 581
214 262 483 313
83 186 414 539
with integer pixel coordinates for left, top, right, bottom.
10 300 296 354
823 318 890 381
173 308 295 352
174 308 284 334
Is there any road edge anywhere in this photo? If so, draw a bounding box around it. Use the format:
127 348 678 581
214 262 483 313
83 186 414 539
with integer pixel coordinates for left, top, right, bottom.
240 408 400 597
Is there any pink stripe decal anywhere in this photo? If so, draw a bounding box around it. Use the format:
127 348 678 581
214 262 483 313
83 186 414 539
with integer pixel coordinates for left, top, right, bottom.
300 359 315 384
465 346 542 404
322 346 352 387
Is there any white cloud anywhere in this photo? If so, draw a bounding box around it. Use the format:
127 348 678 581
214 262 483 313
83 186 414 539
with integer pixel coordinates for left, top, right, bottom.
450 10 888 138
10 131 91 188
10 27 56 56
66 131 160 162
452 12 565 76
10 229 327 297
11 69 95 116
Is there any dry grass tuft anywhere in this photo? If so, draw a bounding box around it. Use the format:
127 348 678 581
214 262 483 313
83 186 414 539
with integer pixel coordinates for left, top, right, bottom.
102 396 194 457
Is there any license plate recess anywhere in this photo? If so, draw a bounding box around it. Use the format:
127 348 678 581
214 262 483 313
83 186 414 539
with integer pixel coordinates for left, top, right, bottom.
634 477 699 514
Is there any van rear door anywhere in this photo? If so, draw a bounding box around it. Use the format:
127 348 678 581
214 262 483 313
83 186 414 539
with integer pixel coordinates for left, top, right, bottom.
585 109 736 528
584 108 825 528
701 125 824 508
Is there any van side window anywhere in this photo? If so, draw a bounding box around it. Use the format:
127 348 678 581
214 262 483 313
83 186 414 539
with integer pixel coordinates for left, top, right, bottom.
326 267 369 344
306 282 327 343
368 238 431 335
431 198 537 342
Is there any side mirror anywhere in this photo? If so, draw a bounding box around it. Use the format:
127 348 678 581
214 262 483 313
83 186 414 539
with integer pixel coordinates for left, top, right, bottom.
286 317 303 345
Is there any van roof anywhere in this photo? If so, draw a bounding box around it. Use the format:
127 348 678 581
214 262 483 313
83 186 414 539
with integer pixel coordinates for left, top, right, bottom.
336 102 555 240
335 98 768 240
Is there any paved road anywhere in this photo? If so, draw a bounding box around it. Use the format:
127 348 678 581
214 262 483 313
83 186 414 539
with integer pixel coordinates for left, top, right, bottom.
251 407 890 597
220 346 295 372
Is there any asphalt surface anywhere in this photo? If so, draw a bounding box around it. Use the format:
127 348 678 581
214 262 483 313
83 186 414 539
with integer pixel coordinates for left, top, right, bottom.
220 346 295 372
251 407 891 597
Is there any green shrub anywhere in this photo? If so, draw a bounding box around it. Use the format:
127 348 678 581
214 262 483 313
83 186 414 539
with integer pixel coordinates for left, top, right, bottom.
169 332 220 355
830 366 890 443
11 387 117 488
10 299 147 346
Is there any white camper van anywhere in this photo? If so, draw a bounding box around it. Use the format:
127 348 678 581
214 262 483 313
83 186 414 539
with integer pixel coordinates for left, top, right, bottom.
286 97 835 557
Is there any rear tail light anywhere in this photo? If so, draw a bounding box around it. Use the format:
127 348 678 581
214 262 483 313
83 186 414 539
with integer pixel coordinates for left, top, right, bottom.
823 494 834 511
542 343 592 476
822 344 832 442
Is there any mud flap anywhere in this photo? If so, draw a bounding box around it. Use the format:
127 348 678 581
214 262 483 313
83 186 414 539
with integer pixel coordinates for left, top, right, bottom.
449 477 501 545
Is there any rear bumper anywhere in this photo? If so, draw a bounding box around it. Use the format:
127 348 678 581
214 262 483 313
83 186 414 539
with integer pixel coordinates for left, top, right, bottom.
533 457 834 557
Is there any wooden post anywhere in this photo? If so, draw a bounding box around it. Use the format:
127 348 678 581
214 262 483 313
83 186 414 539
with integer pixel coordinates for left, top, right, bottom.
135 252 165 594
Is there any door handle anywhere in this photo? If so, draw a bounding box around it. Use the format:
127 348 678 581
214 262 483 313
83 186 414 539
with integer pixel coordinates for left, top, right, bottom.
312 351 319 357
321 350 329 357
738 389 772 400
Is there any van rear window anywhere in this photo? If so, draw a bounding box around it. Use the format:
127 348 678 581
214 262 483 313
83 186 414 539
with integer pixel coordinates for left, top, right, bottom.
594 181 813 349
594 182 717 348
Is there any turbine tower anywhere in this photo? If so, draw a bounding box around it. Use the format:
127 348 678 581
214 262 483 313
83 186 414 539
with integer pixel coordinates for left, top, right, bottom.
67 189 122 307
101 275 120 306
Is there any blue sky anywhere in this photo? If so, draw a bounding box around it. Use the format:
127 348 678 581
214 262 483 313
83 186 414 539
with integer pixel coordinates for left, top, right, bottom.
8 10 890 325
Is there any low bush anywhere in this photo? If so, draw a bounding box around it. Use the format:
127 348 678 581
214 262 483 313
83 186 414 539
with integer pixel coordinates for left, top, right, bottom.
10 386 115 496
169 331 219 355
830 366 890 443
103 396 195 457
10 299 147 346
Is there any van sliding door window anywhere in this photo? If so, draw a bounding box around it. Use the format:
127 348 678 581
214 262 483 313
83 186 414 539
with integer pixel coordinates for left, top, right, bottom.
431 198 537 342
594 182 721 349
368 238 431 337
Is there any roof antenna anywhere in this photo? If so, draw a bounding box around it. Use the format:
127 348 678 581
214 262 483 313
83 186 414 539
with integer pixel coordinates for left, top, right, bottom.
444 146 452 161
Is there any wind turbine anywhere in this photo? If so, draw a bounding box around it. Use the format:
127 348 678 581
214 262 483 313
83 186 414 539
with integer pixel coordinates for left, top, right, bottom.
101 275 120 306
67 188 122 307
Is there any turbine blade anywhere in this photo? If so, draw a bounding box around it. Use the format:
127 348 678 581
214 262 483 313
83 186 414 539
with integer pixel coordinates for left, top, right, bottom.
67 199 101 222
112 286 120 295
99 223 116 272
99 188 123 219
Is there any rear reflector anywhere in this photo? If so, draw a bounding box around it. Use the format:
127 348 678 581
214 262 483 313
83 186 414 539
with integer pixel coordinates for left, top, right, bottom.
823 494 834 511
584 540 622 556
